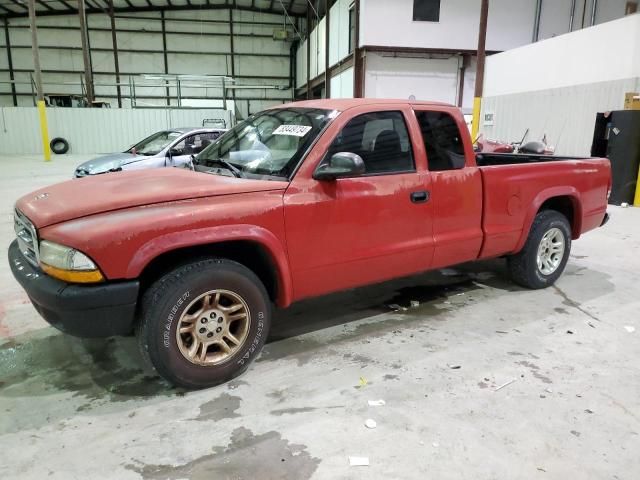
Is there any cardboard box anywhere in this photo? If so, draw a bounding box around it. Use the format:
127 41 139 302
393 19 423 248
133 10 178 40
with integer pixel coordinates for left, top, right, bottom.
624 92 640 110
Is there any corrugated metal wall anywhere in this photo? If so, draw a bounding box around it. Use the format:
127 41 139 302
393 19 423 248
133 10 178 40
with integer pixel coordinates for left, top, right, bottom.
480 78 640 157
0 107 230 154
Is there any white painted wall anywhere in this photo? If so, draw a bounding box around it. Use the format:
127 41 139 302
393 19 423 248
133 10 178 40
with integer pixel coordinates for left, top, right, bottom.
359 0 635 50
484 13 640 97
296 0 352 89
481 14 640 156
0 107 231 154
360 0 535 51
330 67 354 98
329 0 353 66
364 53 461 104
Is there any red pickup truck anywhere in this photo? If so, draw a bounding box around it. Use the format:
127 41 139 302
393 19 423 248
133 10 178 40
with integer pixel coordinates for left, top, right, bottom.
9 99 610 388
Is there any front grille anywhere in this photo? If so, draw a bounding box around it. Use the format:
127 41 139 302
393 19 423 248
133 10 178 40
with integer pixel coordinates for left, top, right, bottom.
14 208 39 267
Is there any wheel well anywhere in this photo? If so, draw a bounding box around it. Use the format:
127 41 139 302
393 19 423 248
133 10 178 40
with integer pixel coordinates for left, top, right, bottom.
138 241 279 303
539 196 577 236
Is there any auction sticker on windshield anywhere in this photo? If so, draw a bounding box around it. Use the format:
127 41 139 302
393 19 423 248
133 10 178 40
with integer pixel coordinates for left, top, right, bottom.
273 125 312 137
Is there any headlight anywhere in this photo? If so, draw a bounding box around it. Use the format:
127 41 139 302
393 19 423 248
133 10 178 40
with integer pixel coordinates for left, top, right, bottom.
39 240 104 283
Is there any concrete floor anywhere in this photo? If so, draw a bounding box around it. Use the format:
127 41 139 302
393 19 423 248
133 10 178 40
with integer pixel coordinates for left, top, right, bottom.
1 154 639 480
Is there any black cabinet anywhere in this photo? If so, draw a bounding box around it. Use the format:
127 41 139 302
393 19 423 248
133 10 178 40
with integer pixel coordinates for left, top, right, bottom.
591 110 640 206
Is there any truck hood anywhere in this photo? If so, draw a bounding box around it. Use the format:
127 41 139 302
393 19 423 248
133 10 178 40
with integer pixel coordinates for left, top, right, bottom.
16 168 288 228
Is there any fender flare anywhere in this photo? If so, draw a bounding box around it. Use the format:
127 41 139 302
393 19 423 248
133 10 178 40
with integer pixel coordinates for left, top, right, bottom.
127 224 294 307
514 187 582 253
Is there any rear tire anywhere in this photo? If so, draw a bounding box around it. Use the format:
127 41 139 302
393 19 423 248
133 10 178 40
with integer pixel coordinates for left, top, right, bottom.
137 258 271 389
508 210 572 289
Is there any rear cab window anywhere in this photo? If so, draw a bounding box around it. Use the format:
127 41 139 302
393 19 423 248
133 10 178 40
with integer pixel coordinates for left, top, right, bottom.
415 110 467 171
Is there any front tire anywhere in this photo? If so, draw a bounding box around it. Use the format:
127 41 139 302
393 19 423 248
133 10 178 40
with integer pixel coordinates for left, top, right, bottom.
508 210 572 289
137 258 271 389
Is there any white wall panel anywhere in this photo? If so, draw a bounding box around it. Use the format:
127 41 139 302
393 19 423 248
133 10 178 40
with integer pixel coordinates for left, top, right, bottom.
360 0 534 51
364 53 460 104
329 0 352 66
481 78 640 157
330 67 354 98
0 107 231 154
296 40 308 88
484 14 640 97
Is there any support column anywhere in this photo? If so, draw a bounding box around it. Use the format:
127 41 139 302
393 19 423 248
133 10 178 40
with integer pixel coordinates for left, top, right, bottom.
161 10 170 106
229 8 237 111
3 19 17 106
471 0 489 142
27 0 50 161
324 0 330 98
306 6 311 99
353 0 364 98
78 0 94 105
457 54 469 107
108 0 122 108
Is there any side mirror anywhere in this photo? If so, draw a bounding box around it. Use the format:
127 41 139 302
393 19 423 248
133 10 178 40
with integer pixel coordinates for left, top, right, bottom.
313 152 365 181
167 148 181 157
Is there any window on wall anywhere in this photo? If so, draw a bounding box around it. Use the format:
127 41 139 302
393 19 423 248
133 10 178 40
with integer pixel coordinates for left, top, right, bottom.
325 111 414 175
413 0 441 22
415 111 466 171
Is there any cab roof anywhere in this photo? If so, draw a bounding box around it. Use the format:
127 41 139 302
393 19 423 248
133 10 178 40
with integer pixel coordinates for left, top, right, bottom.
276 98 454 112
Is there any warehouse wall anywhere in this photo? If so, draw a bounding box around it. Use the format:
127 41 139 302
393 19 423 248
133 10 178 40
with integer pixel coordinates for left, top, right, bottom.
0 106 230 154
364 53 477 109
0 8 296 118
360 0 634 50
481 14 640 156
296 0 352 91
360 0 535 51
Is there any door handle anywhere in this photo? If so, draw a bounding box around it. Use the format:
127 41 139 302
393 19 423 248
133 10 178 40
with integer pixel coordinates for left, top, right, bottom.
410 191 430 203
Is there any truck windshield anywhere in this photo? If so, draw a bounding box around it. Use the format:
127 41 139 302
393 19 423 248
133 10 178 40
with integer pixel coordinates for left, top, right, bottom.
129 130 183 156
196 107 337 179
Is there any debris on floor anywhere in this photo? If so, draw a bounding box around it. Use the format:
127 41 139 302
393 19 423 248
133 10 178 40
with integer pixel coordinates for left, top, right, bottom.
368 399 386 406
587 321 596 328
494 379 517 391
349 456 370 466
567 330 574 334
624 326 635 333
365 419 377 429
447 364 462 369
358 376 368 388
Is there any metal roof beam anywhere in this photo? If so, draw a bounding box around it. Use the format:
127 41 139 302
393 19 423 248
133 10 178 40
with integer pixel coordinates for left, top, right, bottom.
2 2 307 17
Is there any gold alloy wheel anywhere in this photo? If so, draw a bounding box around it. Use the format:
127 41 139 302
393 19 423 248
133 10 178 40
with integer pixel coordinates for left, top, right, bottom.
176 289 251 366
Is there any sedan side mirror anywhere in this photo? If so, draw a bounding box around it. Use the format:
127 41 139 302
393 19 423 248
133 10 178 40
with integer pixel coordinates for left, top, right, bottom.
313 152 365 181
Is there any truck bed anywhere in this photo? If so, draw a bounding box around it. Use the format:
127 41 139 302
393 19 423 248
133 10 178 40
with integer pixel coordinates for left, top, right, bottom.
476 153 588 167
475 156 611 260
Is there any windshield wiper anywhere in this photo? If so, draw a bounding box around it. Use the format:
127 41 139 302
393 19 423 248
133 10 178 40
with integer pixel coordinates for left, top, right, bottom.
204 158 244 178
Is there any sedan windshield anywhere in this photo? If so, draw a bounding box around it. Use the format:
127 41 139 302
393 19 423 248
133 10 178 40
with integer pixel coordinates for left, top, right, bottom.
130 130 183 156
196 108 337 179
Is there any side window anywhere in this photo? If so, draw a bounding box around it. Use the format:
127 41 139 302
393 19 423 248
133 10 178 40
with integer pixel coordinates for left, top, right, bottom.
415 111 466 171
327 111 414 175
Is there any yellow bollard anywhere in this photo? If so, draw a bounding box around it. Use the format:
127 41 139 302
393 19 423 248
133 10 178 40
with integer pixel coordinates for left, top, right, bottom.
37 100 51 161
634 164 640 207
471 96 482 142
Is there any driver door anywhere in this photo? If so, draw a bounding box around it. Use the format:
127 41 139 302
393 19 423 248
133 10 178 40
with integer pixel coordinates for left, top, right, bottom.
284 104 434 301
